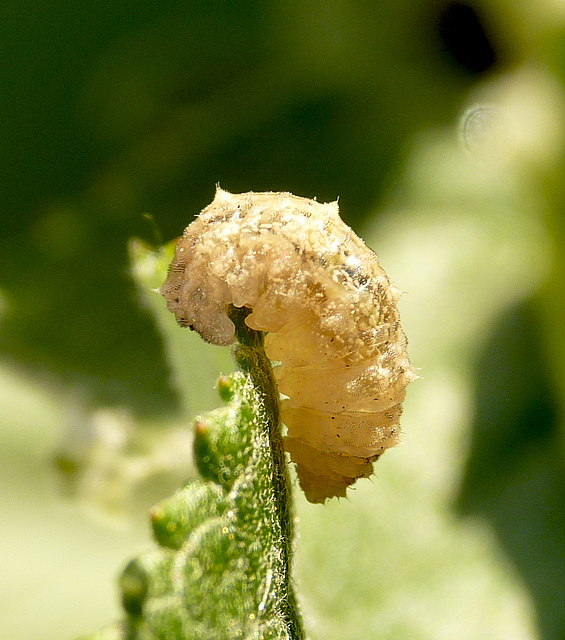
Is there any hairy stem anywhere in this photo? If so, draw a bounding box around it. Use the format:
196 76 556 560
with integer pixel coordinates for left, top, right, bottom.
228 305 304 639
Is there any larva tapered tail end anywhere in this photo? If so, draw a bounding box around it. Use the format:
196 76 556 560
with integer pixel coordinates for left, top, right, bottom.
282 400 401 502
296 467 350 504
284 436 378 504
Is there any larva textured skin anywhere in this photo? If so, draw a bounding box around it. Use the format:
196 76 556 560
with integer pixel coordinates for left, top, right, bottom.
161 188 414 503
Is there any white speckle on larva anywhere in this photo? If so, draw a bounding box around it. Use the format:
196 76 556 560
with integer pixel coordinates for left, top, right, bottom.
161 188 414 503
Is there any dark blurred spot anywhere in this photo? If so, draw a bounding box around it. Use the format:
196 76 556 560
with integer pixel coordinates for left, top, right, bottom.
437 2 497 74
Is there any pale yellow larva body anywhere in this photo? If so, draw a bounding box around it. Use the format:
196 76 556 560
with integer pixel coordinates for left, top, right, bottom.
161 188 414 503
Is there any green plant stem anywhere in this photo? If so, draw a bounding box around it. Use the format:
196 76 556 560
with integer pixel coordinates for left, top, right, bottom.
228 305 304 640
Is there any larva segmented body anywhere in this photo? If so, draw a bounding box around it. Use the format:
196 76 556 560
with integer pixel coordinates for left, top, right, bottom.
161 188 414 503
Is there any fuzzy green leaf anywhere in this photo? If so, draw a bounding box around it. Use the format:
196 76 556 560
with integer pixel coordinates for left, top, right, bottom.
79 308 304 640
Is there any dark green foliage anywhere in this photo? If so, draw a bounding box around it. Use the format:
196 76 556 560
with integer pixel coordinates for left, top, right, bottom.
0 0 472 416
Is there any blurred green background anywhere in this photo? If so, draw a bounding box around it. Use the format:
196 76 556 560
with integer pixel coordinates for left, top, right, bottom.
2 1 565 638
